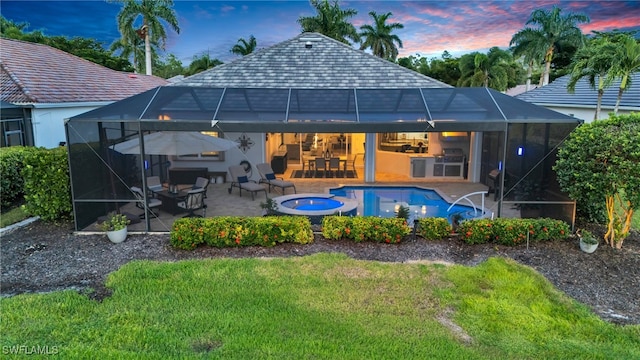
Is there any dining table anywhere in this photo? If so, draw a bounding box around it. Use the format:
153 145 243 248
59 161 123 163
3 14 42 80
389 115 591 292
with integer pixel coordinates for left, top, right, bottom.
303 157 348 177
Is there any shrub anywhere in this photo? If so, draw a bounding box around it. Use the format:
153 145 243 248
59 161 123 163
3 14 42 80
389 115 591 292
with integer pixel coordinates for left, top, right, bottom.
457 219 494 244
170 216 313 250
0 146 39 209
416 218 452 240
528 218 570 241
322 216 410 243
457 218 570 245
22 147 72 221
554 113 639 248
492 218 529 246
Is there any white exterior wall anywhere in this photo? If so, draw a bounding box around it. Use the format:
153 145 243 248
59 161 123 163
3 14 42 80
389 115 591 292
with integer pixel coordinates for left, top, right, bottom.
32 104 105 148
543 105 637 124
169 132 266 182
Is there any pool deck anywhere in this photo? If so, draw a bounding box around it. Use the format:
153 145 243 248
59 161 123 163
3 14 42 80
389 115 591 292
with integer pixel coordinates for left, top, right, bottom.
114 167 517 233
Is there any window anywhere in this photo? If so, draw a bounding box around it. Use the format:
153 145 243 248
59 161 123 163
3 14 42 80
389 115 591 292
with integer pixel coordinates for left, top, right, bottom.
378 132 429 153
177 131 225 161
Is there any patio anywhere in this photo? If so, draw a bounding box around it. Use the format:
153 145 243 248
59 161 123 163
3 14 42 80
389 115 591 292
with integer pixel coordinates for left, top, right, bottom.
118 173 513 233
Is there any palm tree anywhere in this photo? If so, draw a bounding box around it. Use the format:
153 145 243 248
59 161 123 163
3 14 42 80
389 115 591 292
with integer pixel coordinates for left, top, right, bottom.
113 0 180 75
110 36 146 73
510 6 589 86
567 35 617 120
231 35 257 56
510 33 546 90
359 11 403 61
607 35 640 114
297 0 360 45
185 53 223 77
458 47 513 91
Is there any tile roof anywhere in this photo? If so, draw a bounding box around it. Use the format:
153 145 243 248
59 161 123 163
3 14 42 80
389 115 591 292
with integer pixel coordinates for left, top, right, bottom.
174 32 450 89
0 38 167 104
516 73 640 109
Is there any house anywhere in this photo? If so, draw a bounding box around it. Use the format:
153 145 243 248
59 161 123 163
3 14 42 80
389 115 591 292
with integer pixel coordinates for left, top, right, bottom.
0 38 167 148
67 33 580 231
516 73 640 122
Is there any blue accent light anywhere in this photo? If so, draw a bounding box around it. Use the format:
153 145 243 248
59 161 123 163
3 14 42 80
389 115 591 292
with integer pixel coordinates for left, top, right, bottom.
144 160 149 169
517 146 524 156
498 161 503 170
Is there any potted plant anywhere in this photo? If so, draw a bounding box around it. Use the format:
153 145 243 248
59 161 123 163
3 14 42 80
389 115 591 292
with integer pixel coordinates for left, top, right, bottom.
577 229 598 253
100 212 130 243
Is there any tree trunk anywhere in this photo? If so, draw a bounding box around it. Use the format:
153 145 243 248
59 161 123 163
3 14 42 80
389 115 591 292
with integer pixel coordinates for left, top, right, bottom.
525 61 533 91
594 89 603 121
614 74 628 115
144 23 152 76
543 47 553 86
543 60 551 86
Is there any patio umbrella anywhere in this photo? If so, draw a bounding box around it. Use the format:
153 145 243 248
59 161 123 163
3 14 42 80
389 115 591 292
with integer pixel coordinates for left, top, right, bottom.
112 131 239 155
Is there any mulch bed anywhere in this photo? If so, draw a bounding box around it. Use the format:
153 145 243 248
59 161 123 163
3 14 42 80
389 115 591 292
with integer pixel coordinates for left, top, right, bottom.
1 220 638 325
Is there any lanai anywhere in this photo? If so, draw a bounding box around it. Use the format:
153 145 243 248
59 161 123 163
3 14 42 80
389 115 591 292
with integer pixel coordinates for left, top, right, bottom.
66 33 580 231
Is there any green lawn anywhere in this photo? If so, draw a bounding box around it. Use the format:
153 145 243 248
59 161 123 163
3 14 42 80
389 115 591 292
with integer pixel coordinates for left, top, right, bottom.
1 254 638 359
0 205 30 228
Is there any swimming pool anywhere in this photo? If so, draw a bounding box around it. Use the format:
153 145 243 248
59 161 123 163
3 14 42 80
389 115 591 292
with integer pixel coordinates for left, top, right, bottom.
328 185 488 222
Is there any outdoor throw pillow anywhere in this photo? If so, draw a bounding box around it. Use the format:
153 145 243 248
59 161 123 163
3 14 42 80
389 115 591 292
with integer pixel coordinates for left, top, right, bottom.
238 175 248 183
265 173 276 180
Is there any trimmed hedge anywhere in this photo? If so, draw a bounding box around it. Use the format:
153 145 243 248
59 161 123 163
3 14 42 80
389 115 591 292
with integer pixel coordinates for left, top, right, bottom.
322 216 411 243
457 218 570 246
22 147 72 221
171 216 314 250
0 146 39 209
415 218 453 240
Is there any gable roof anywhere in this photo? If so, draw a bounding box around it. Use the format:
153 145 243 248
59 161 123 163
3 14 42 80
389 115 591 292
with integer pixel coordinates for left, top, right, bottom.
175 32 450 89
516 73 640 110
0 38 167 104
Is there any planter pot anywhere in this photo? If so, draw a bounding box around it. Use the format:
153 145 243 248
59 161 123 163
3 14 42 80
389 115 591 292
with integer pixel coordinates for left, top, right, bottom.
106 227 127 243
579 239 598 253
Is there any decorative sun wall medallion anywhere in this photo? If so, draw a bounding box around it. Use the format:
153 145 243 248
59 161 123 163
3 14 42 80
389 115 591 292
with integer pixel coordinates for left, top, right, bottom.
236 133 254 153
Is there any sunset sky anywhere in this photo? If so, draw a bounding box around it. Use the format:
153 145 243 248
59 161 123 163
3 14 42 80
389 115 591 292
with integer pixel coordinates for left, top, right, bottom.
2 0 639 64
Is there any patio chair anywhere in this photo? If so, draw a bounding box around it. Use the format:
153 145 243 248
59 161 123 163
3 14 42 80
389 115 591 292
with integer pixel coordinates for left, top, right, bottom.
146 176 166 195
313 157 327 178
131 186 162 219
256 163 296 194
176 188 207 217
191 176 210 198
228 165 267 200
328 157 341 177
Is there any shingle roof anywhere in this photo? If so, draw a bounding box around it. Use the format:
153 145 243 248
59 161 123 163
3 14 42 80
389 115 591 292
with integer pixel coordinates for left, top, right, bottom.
174 32 450 89
516 73 640 109
0 38 167 104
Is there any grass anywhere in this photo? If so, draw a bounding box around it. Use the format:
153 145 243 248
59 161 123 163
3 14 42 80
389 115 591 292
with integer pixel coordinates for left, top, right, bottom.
1 254 638 359
0 205 30 228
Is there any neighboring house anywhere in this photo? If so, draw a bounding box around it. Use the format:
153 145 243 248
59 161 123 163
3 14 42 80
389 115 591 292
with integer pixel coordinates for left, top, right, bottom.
0 38 167 148
516 73 640 122
504 84 538 97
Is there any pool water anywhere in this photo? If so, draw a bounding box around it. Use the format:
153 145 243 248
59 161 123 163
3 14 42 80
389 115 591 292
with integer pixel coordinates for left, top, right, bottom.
329 185 483 222
281 197 344 211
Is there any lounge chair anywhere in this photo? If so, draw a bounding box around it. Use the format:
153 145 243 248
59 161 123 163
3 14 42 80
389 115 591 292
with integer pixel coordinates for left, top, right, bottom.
227 165 267 200
176 188 207 217
256 163 296 194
